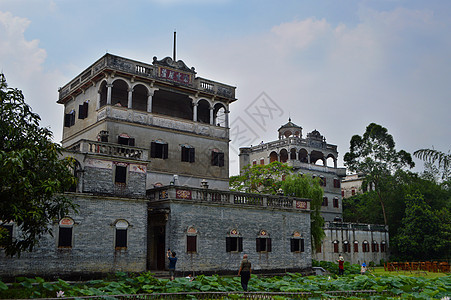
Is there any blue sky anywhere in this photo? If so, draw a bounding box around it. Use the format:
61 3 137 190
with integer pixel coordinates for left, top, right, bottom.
1 0 450 175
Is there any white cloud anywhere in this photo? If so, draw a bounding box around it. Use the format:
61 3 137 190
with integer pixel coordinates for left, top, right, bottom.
0 10 65 141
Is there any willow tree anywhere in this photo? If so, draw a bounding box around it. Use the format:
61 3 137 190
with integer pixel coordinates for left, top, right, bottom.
281 174 325 250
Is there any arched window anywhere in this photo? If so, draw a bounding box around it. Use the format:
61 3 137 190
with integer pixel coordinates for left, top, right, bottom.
256 230 271 252
132 84 148 111
290 148 297 160
290 231 304 253
333 240 339 253
111 79 129 107
372 241 379 252
269 151 278 163
280 149 288 163
226 229 242 252
186 226 198 253
381 241 387 252
354 241 359 252
197 99 211 124
362 240 370 252
343 240 351 253
213 103 226 127
115 220 129 249
299 149 308 163
58 217 74 248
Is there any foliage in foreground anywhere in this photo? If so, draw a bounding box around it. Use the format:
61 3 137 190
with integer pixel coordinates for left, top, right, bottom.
0 271 449 299
0 73 77 256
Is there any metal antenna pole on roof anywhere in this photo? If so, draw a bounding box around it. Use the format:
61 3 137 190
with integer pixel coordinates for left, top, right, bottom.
173 31 176 61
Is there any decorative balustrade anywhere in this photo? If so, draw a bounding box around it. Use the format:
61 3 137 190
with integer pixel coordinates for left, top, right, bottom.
68 139 148 161
147 186 310 212
325 222 388 232
58 54 236 102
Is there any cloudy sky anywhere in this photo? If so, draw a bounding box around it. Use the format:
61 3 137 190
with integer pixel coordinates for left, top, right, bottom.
1 0 450 175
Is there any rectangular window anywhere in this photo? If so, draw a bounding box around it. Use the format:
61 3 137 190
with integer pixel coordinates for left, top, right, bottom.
211 151 225 167
151 142 168 159
333 198 339 208
320 177 326 187
256 238 271 252
78 101 89 119
181 146 195 163
334 179 341 188
352 189 356 196
0 224 13 247
316 244 322 253
118 136 135 146
226 237 243 252
58 227 73 248
115 229 127 249
64 111 76 127
252 161 257 166
322 197 328 207
187 236 197 253
260 159 265 165
115 165 127 184
290 238 305 252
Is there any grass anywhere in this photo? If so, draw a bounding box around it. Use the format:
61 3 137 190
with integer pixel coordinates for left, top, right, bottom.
369 266 448 279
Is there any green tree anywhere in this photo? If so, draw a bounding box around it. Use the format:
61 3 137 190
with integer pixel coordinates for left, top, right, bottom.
392 191 449 260
281 174 325 250
230 163 326 249
343 123 415 225
230 161 292 194
0 73 77 256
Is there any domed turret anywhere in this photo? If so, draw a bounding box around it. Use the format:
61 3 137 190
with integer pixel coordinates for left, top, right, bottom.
278 118 302 139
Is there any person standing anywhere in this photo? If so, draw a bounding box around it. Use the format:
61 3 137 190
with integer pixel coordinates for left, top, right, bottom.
238 254 252 291
167 249 177 280
337 255 344 275
360 263 367 275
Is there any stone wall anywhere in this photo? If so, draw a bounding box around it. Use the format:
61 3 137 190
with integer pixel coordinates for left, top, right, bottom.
164 201 312 274
0 195 148 278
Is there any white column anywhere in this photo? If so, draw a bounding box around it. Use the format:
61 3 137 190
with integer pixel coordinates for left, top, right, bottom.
127 88 133 109
106 84 113 105
225 110 230 128
96 91 101 110
147 88 158 113
193 103 198 122
308 154 311 164
210 106 214 125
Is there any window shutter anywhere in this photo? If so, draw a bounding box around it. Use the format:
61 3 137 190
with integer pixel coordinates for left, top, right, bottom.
290 239 296 252
226 237 231 252
300 239 305 252
78 104 85 119
128 138 135 146
267 238 272 252
256 238 261 252
70 112 75 126
238 237 243 252
219 152 225 167
211 152 216 165
189 148 195 163
323 177 326 186
83 102 88 118
115 229 127 248
64 114 71 127
187 236 197 252
162 143 168 159
150 142 156 158
181 147 187 162
58 227 72 247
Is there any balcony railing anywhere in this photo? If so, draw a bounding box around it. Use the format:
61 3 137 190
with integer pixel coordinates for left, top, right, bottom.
67 139 148 161
147 186 310 212
325 222 388 231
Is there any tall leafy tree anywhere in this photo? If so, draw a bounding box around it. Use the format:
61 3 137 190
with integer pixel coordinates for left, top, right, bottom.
343 123 415 225
0 73 77 256
281 174 325 250
392 191 450 260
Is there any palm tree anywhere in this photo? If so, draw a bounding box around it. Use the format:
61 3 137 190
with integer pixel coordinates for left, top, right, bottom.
414 148 450 181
